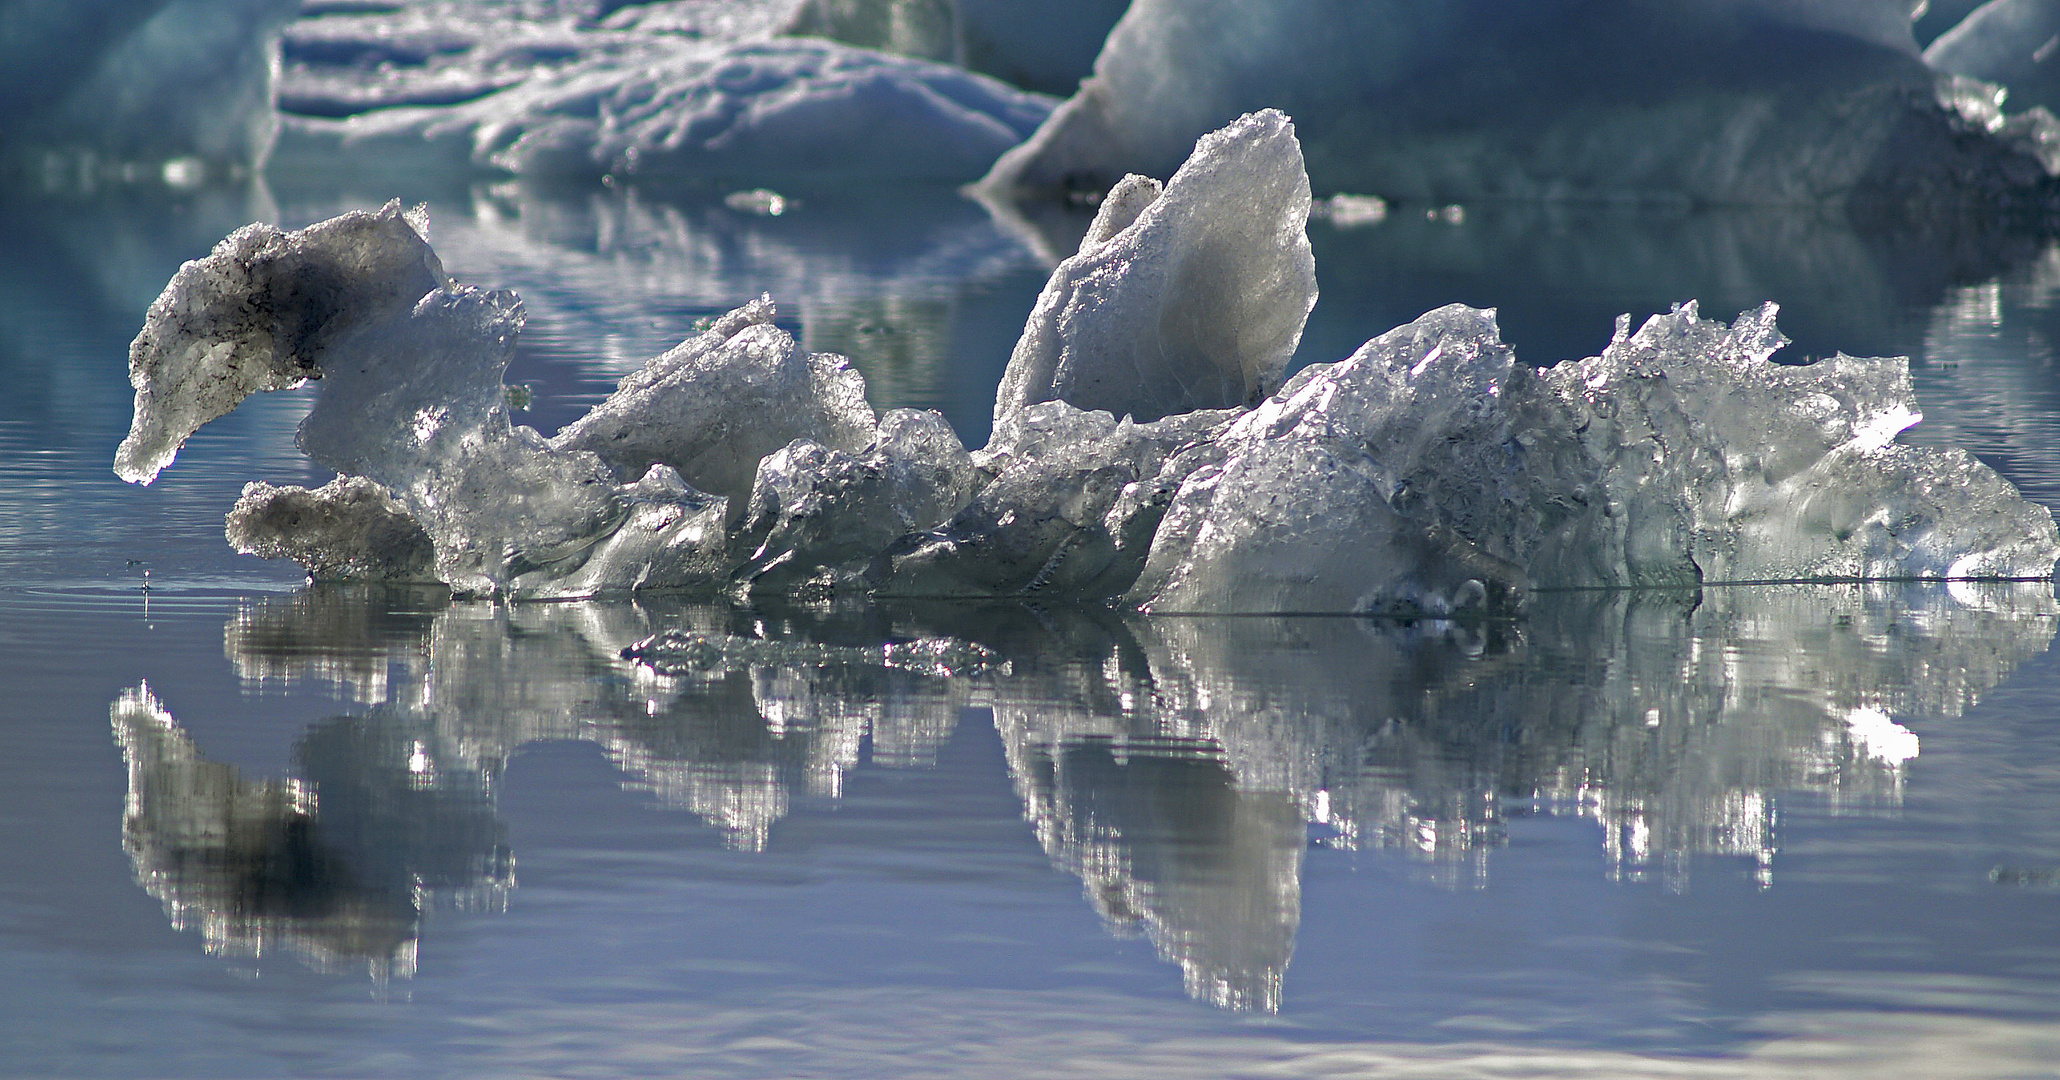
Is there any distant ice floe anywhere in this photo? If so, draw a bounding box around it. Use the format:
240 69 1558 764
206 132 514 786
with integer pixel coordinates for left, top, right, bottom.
273 0 1054 188
980 0 2060 210
115 111 2060 610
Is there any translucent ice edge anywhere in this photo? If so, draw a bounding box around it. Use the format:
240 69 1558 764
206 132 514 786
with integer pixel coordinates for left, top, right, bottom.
114 110 2060 612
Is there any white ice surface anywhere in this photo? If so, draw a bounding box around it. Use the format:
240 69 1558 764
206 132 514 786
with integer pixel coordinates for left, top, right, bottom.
1927 0 2060 115
1129 299 2060 614
277 20 1054 187
994 110 1315 426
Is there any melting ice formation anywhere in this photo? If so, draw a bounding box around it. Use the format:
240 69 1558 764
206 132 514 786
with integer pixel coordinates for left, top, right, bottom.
116 111 2060 613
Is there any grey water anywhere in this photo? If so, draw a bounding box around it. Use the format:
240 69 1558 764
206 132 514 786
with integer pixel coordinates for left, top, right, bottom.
6 174 2060 1078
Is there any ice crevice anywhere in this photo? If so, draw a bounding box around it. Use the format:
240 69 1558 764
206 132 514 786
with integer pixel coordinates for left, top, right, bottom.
115 110 2060 612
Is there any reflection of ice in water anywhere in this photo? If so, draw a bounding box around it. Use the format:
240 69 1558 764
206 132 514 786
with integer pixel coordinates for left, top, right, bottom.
115 580 2054 1008
1909 241 2060 507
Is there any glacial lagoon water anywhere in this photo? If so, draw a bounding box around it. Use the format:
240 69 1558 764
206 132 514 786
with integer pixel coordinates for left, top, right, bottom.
6 177 2060 1077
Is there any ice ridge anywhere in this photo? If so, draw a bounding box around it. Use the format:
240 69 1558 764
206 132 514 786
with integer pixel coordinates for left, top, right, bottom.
116 111 2060 609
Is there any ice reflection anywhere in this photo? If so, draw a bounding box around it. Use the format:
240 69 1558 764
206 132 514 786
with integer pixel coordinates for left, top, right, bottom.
112 581 2057 1005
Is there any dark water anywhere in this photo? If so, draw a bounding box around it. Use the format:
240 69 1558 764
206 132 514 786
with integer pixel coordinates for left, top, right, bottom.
5 176 2060 1077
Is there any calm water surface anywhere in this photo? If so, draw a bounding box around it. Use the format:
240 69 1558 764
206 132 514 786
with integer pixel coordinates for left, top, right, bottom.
5 176 2060 1077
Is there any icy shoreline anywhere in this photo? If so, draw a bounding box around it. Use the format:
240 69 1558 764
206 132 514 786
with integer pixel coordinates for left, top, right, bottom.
114 111 2060 612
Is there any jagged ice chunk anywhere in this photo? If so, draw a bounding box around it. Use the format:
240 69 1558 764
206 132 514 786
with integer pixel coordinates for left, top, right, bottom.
115 112 2060 605
993 110 1316 426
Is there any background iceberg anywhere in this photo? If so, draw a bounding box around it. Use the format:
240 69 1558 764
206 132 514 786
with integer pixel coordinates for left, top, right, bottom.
982 0 2059 212
0 0 299 179
273 3 1054 188
1927 0 2060 116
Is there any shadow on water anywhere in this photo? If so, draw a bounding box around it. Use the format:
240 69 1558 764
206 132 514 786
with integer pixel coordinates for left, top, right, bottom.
112 581 2056 1021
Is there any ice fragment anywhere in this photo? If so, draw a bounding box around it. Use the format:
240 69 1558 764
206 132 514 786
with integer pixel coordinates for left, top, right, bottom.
993 110 1316 426
226 477 437 583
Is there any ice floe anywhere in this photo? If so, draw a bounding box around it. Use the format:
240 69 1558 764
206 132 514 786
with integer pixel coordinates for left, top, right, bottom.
274 8 1055 188
115 111 2060 608
980 0 2060 211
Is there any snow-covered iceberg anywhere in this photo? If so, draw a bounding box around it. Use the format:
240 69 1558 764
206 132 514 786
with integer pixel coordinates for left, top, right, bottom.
272 3 1054 189
980 0 2059 210
0 0 299 179
115 111 2060 609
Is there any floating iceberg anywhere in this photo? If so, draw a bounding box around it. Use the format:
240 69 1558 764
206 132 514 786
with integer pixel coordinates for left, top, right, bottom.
274 16 1054 188
980 0 2059 211
116 111 2060 609
0 0 300 178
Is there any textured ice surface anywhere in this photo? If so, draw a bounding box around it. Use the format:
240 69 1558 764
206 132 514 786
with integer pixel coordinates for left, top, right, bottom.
227 477 438 582
980 0 2054 209
118 113 2060 605
878 401 1235 598
993 110 1316 426
115 202 447 485
119 202 802 598
551 296 879 507
1129 300 2060 614
278 31 1053 187
729 409 980 594
0 0 299 174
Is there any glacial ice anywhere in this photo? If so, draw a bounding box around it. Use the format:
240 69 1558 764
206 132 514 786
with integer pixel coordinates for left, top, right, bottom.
978 0 2056 209
992 110 1316 426
0 0 299 176
549 295 878 508
117 112 2060 607
1130 300 2060 615
226 477 438 583
276 32 1053 187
